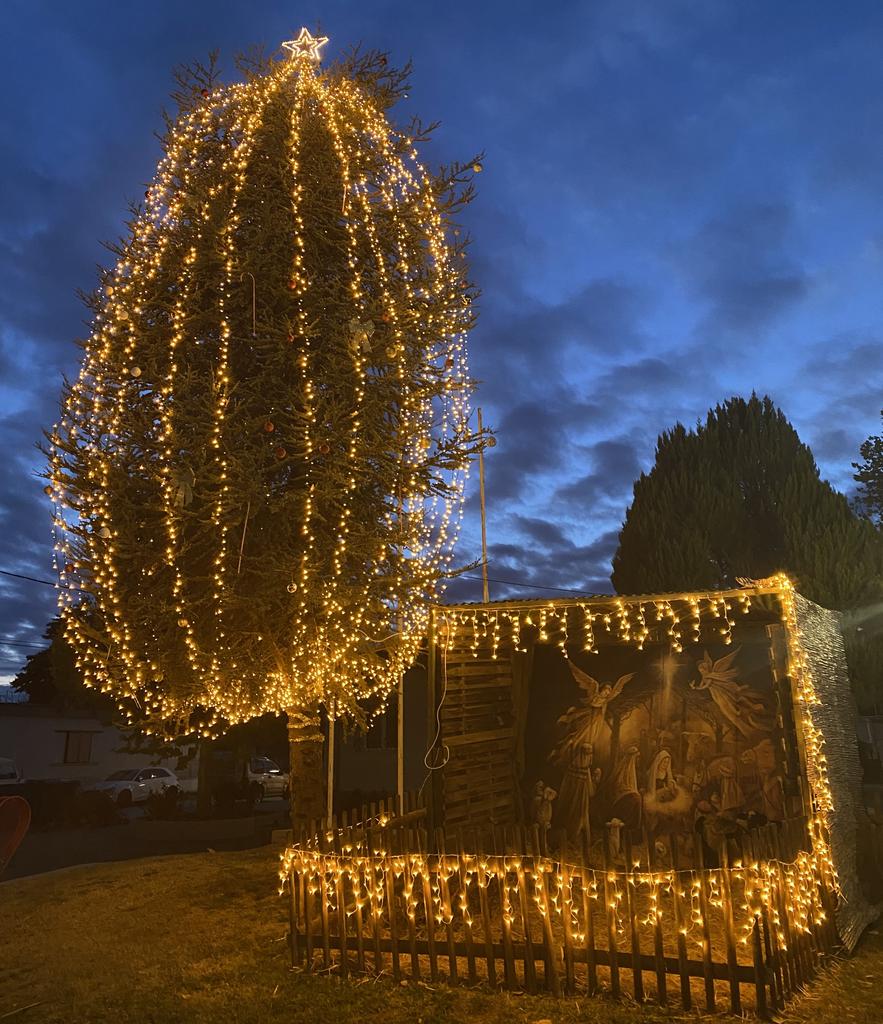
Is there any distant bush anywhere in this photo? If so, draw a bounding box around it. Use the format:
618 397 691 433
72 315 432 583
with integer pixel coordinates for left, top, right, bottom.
64 789 122 828
144 787 180 821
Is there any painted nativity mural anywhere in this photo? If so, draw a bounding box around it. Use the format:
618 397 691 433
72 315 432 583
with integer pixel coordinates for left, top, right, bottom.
522 622 802 865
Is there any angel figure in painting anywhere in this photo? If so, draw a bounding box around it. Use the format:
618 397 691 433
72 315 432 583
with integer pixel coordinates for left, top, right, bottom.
554 741 597 841
552 661 635 769
689 648 768 739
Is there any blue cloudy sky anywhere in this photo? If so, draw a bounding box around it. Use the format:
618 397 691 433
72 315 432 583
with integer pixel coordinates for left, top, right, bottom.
2 0 883 680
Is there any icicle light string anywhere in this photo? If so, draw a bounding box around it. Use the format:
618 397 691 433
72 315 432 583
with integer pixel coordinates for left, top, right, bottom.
279 843 833 956
429 574 839 901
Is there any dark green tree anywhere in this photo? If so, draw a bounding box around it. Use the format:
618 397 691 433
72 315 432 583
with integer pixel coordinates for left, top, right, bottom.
854 415 883 525
612 395 883 610
850 417 883 712
12 619 111 713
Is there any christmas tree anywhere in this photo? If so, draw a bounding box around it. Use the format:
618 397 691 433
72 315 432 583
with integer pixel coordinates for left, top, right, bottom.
48 30 483 820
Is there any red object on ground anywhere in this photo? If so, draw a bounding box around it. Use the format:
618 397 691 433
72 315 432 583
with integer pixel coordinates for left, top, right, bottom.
0 796 31 876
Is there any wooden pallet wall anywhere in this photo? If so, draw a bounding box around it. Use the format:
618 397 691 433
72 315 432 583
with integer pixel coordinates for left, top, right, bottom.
437 630 519 829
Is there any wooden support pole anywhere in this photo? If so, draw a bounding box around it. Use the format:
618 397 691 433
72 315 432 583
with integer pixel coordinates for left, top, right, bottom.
477 407 490 604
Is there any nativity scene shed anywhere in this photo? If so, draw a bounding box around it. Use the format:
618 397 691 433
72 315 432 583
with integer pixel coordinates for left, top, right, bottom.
425 574 875 946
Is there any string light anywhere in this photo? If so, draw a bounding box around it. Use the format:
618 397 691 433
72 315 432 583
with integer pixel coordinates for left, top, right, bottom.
280 841 836 971
48 31 481 737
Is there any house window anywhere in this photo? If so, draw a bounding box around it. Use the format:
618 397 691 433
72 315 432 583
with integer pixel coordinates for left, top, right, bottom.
63 731 93 765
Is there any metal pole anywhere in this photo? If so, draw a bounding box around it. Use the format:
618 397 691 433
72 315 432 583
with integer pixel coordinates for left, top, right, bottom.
326 714 335 827
477 407 490 604
425 608 439 833
396 481 405 816
397 668 405 816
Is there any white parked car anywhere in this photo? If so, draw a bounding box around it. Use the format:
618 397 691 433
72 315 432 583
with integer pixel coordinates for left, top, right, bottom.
246 757 289 801
0 757 23 785
91 767 179 807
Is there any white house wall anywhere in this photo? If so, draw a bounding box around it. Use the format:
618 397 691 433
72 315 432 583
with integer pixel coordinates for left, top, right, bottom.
0 704 196 785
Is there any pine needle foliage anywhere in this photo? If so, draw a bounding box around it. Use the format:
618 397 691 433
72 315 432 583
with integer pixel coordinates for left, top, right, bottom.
47 40 484 739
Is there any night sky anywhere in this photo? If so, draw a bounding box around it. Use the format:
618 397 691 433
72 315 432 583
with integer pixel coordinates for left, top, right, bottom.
3 1 883 683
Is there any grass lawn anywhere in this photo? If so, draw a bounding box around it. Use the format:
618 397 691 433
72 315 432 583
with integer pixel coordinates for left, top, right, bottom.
1 847 881 1024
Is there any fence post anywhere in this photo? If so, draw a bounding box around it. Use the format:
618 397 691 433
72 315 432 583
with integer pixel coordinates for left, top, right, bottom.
719 843 741 1015
302 845 315 972
436 827 459 983
602 828 621 999
497 848 518 989
475 830 498 987
288 864 301 967
559 832 575 995
752 915 770 1019
669 834 691 1011
367 825 383 975
622 831 644 1002
580 832 598 997
514 834 537 994
645 833 666 1006
457 831 478 984
695 839 717 1012
419 829 440 982
331 818 349 979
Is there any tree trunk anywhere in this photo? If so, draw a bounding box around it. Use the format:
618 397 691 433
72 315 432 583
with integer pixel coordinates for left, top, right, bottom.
287 710 325 832
196 737 213 818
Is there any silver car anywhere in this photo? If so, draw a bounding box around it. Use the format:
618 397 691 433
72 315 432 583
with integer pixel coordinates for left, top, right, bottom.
247 757 289 801
91 767 179 807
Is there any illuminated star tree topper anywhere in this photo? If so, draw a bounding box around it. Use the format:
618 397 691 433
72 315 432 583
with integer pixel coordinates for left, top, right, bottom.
47 36 487 824
282 27 329 62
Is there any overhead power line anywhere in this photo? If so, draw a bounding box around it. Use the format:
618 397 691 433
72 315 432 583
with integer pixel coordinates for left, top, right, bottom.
0 568 56 588
1 564 602 605
460 574 599 596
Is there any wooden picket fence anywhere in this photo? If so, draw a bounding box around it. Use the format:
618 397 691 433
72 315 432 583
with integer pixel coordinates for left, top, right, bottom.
280 813 840 1018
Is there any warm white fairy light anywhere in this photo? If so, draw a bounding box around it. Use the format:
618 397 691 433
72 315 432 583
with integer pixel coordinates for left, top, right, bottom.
282 27 329 62
48 36 479 737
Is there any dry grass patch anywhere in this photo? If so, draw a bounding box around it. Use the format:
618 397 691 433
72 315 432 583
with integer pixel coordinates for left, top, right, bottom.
1 848 880 1023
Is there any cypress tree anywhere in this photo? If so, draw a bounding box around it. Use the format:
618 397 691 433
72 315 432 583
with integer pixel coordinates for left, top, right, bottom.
612 395 883 609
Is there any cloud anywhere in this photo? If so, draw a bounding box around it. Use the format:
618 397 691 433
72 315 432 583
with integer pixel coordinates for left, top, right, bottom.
475 392 608 503
670 203 811 335
554 437 644 505
469 275 652 389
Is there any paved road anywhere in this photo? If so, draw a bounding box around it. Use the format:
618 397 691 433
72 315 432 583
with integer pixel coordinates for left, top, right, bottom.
3 798 290 880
